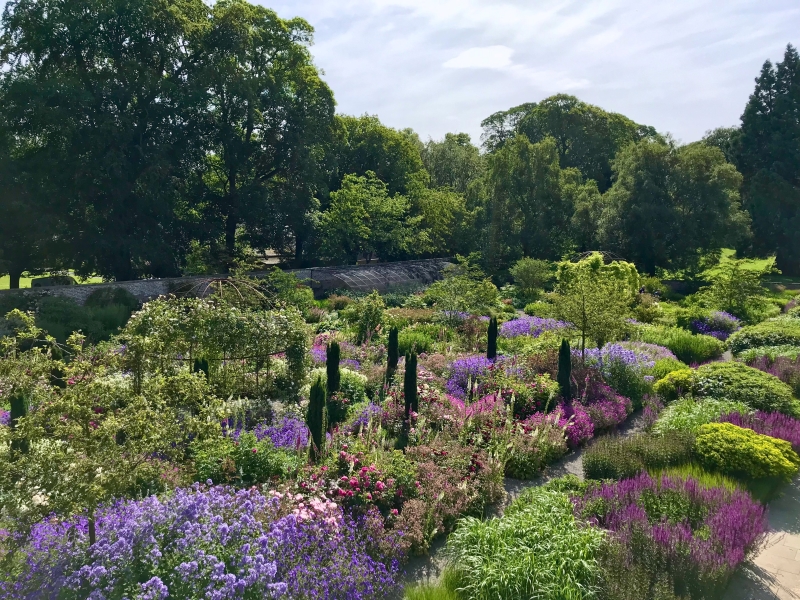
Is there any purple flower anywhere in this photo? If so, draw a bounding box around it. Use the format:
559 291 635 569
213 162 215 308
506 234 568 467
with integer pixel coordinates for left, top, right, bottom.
255 417 310 451
499 316 570 339
345 403 384 433
719 410 800 453
0 410 9 426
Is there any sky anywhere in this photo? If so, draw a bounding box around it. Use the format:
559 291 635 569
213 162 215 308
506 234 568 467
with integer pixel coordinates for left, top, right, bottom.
263 0 800 147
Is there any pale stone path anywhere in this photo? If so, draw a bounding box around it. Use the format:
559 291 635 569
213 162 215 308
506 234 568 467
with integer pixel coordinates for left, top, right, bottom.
724 475 800 600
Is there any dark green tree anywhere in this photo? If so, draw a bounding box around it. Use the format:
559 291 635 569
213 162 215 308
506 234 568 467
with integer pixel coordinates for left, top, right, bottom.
420 133 484 194
9 392 29 454
487 317 498 360
404 353 418 420
557 339 572 402
386 327 399 381
192 358 210 380
738 45 800 274
0 0 209 281
326 341 341 398
702 127 742 166
191 0 336 271
306 376 327 462
599 140 750 275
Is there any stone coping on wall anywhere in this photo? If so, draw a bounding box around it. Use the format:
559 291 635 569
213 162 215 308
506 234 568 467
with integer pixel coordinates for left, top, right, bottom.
0 259 452 305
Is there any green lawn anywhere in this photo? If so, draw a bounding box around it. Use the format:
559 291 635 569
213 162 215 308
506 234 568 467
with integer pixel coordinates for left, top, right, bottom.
0 272 104 290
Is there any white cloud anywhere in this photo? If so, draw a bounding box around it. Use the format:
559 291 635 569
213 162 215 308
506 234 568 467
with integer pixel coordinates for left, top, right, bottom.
443 46 514 70
261 0 800 145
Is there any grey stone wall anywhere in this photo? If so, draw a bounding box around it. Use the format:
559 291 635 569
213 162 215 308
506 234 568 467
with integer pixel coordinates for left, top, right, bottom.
0 259 451 305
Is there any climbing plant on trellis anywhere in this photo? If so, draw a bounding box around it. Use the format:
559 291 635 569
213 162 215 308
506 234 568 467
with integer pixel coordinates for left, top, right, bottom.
121 297 309 402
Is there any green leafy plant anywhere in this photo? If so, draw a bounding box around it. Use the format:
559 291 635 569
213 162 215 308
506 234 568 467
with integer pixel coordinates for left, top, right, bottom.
653 369 695 402
583 433 695 480
650 357 688 381
695 422 800 482
728 316 800 354
509 257 553 303
693 362 800 416
652 397 753 435
446 488 604 600
398 329 434 356
191 433 299 484
632 324 724 364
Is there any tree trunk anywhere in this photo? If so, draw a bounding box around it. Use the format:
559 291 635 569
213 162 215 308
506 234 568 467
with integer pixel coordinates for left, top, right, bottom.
8 267 22 289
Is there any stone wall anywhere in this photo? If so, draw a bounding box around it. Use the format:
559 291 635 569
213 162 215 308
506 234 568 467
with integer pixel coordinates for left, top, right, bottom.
0 259 451 305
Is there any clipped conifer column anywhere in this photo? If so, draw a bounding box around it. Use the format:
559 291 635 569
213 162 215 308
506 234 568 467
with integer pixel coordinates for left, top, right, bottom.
557 338 572 402
326 341 341 398
386 327 399 382
487 316 498 360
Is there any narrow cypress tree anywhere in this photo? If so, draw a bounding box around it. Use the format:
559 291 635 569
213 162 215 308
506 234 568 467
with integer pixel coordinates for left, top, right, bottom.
326 342 341 398
404 353 418 419
192 357 210 379
386 327 399 381
10 392 29 454
557 338 572 402
306 377 327 462
487 317 498 360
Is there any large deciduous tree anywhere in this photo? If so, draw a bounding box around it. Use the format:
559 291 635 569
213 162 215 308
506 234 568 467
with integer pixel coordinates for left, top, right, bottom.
420 132 484 194
191 0 335 270
0 0 209 281
738 44 800 275
599 140 750 275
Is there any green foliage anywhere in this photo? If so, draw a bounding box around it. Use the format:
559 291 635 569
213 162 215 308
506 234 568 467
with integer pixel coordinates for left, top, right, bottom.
698 259 776 321
728 316 800 354
653 369 695 402
306 377 327 462
191 433 299 485
695 422 800 482
262 269 315 314
599 140 750 275
446 487 604 600
509 257 553 302
343 290 386 344
558 338 572 401
34 295 136 344
9 392 30 454
421 132 484 195
649 463 741 492
583 433 695 480
693 362 800 416
651 357 689 381
738 345 800 363
523 300 556 318
398 329 434 356
555 252 637 352
633 324 724 364
738 45 800 275
504 418 568 480
84 287 140 312
486 317 497 360
652 397 753 435
423 256 500 317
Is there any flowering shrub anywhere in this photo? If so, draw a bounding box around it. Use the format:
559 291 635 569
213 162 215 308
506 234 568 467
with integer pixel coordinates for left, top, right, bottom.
579 343 654 407
254 417 310 451
719 410 800 453
571 472 767 599
192 433 300 484
745 354 800 397
506 414 569 478
3 484 400 600
444 355 496 399
498 316 570 338
695 422 800 482
690 310 742 341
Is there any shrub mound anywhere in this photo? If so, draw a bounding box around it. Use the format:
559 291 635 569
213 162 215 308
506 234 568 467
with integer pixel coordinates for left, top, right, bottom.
583 433 695 480
633 324 724 364
728 316 800 354
695 422 800 482
693 362 800 416
653 397 752 435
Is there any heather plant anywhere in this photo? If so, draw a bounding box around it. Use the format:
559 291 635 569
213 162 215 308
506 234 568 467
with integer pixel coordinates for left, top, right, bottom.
572 472 767 599
719 410 800 453
2 484 401 600
652 397 753 435
583 433 695 481
446 488 605 600
695 422 800 482
632 324 724 364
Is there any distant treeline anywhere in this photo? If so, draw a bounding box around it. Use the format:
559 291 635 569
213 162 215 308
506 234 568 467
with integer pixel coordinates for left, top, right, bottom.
0 0 798 285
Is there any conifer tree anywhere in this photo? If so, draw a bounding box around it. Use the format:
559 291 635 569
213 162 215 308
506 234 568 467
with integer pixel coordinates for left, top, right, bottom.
404 353 418 420
326 342 341 398
487 317 498 360
306 377 327 462
386 326 399 381
557 339 572 402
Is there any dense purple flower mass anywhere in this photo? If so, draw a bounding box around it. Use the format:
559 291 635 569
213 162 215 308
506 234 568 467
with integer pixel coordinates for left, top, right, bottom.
345 403 384 433
691 311 742 341
444 355 495 399
719 410 800 453
499 316 570 339
572 472 766 593
0 410 8 426
3 484 399 600
578 343 656 371
256 417 310 451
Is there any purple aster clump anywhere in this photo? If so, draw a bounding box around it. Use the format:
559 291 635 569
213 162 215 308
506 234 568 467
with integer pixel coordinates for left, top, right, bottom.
445 355 495 399
618 341 677 362
499 316 570 339
255 417 310 451
3 484 400 600
0 410 8 426
691 311 742 341
572 472 766 597
341 359 361 371
719 410 800 453
345 403 384 433
578 344 656 371
311 345 327 364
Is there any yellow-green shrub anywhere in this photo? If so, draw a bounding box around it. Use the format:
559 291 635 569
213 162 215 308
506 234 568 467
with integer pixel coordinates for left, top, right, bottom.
653 368 695 402
695 423 800 482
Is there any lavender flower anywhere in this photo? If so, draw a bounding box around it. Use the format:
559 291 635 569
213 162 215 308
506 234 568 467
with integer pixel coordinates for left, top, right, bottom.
499 316 570 339
255 417 310 451
719 410 800 453
0 410 8 426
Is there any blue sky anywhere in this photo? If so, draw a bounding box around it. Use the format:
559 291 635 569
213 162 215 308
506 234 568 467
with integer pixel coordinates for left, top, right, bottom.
264 0 799 146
